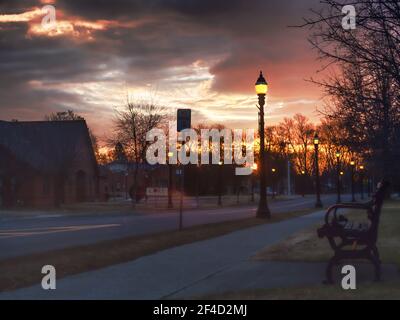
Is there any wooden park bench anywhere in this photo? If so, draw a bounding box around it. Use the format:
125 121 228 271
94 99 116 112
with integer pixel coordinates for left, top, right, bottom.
317 181 390 284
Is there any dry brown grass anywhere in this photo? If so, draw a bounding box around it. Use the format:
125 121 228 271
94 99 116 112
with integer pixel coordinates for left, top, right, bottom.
201 282 400 300
253 203 400 267
0 208 313 293
201 202 400 300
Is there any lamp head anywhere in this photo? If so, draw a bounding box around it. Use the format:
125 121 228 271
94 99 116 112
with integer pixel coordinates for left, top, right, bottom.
314 132 319 146
255 71 268 95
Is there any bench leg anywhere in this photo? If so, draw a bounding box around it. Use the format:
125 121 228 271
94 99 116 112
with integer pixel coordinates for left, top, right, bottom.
369 253 381 282
372 246 381 263
324 255 339 285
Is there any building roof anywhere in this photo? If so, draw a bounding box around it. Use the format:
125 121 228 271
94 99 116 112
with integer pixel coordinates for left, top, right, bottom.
0 120 97 174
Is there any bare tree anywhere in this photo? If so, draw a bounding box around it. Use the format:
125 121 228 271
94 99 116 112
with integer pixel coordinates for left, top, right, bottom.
302 0 400 183
278 114 315 175
112 101 167 206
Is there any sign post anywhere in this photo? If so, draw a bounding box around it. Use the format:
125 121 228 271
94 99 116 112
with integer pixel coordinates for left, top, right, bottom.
177 109 191 231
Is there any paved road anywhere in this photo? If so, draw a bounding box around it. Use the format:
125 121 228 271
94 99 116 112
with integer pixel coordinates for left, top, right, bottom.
3 207 393 300
0 195 349 260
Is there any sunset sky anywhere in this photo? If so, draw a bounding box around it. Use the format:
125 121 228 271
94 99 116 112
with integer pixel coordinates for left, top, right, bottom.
0 0 325 140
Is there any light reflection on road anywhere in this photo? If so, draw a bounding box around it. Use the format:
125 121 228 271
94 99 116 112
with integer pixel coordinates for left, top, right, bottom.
0 224 120 239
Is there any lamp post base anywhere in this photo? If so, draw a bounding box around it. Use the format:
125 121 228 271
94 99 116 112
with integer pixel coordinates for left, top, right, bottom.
315 200 323 208
256 206 271 219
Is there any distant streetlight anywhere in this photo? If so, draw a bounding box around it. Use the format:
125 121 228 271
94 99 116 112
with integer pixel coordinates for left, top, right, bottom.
313 133 323 208
359 165 365 200
350 160 356 202
271 168 277 199
255 71 271 219
195 146 201 208
336 151 342 203
167 151 174 209
301 170 306 198
251 163 258 202
218 160 223 206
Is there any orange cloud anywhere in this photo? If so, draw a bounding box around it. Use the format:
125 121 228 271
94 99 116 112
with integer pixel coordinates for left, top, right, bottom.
0 8 43 22
27 18 106 40
0 6 145 41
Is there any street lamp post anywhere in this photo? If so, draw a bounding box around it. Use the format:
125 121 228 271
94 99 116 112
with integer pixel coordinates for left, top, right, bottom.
218 161 223 206
350 160 356 202
195 146 201 208
251 163 258 203
167 151 174 209
314 133 323 208
271 168 277 199
255 71 271 219
359 165 365 200
336 152 341 203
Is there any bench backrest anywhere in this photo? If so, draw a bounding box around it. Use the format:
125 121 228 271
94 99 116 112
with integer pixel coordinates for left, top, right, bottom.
369 181 390 243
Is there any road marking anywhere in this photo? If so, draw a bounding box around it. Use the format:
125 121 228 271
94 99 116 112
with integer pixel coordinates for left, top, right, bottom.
0 224 120 239
36 214 64 219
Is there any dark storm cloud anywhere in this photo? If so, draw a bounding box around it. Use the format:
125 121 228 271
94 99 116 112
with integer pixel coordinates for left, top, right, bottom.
0 0 39 13
0 17 115 119
57 0 242 20
0 0 322 123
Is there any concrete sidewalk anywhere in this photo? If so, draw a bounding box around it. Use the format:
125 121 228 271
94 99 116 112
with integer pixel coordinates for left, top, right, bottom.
4 209 395 300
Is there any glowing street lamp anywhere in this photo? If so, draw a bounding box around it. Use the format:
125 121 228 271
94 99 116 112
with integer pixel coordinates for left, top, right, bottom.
271 168 277 199
359 165 365 200
255 71 271 219
314 132 323 208
336 151 341 203
301 170 306 198
218 160 223 206
350 160 356 202
167 151 174 209
251 163 258 202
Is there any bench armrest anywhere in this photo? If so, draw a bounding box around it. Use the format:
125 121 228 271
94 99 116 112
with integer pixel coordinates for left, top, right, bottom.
324 201 372 225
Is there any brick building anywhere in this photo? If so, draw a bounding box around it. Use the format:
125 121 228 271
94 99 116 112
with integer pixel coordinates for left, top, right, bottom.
0 120 98 208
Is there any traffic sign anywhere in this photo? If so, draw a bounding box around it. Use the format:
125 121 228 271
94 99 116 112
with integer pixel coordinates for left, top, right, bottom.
177 109 191 132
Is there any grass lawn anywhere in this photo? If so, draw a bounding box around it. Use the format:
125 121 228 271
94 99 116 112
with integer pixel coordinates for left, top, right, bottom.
0 208 314 293
202 282 400 300
207 200 400 300
1 195 300 217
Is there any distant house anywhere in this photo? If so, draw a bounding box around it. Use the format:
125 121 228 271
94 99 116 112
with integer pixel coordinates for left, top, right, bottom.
0 120 98 208
99 161 169 201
